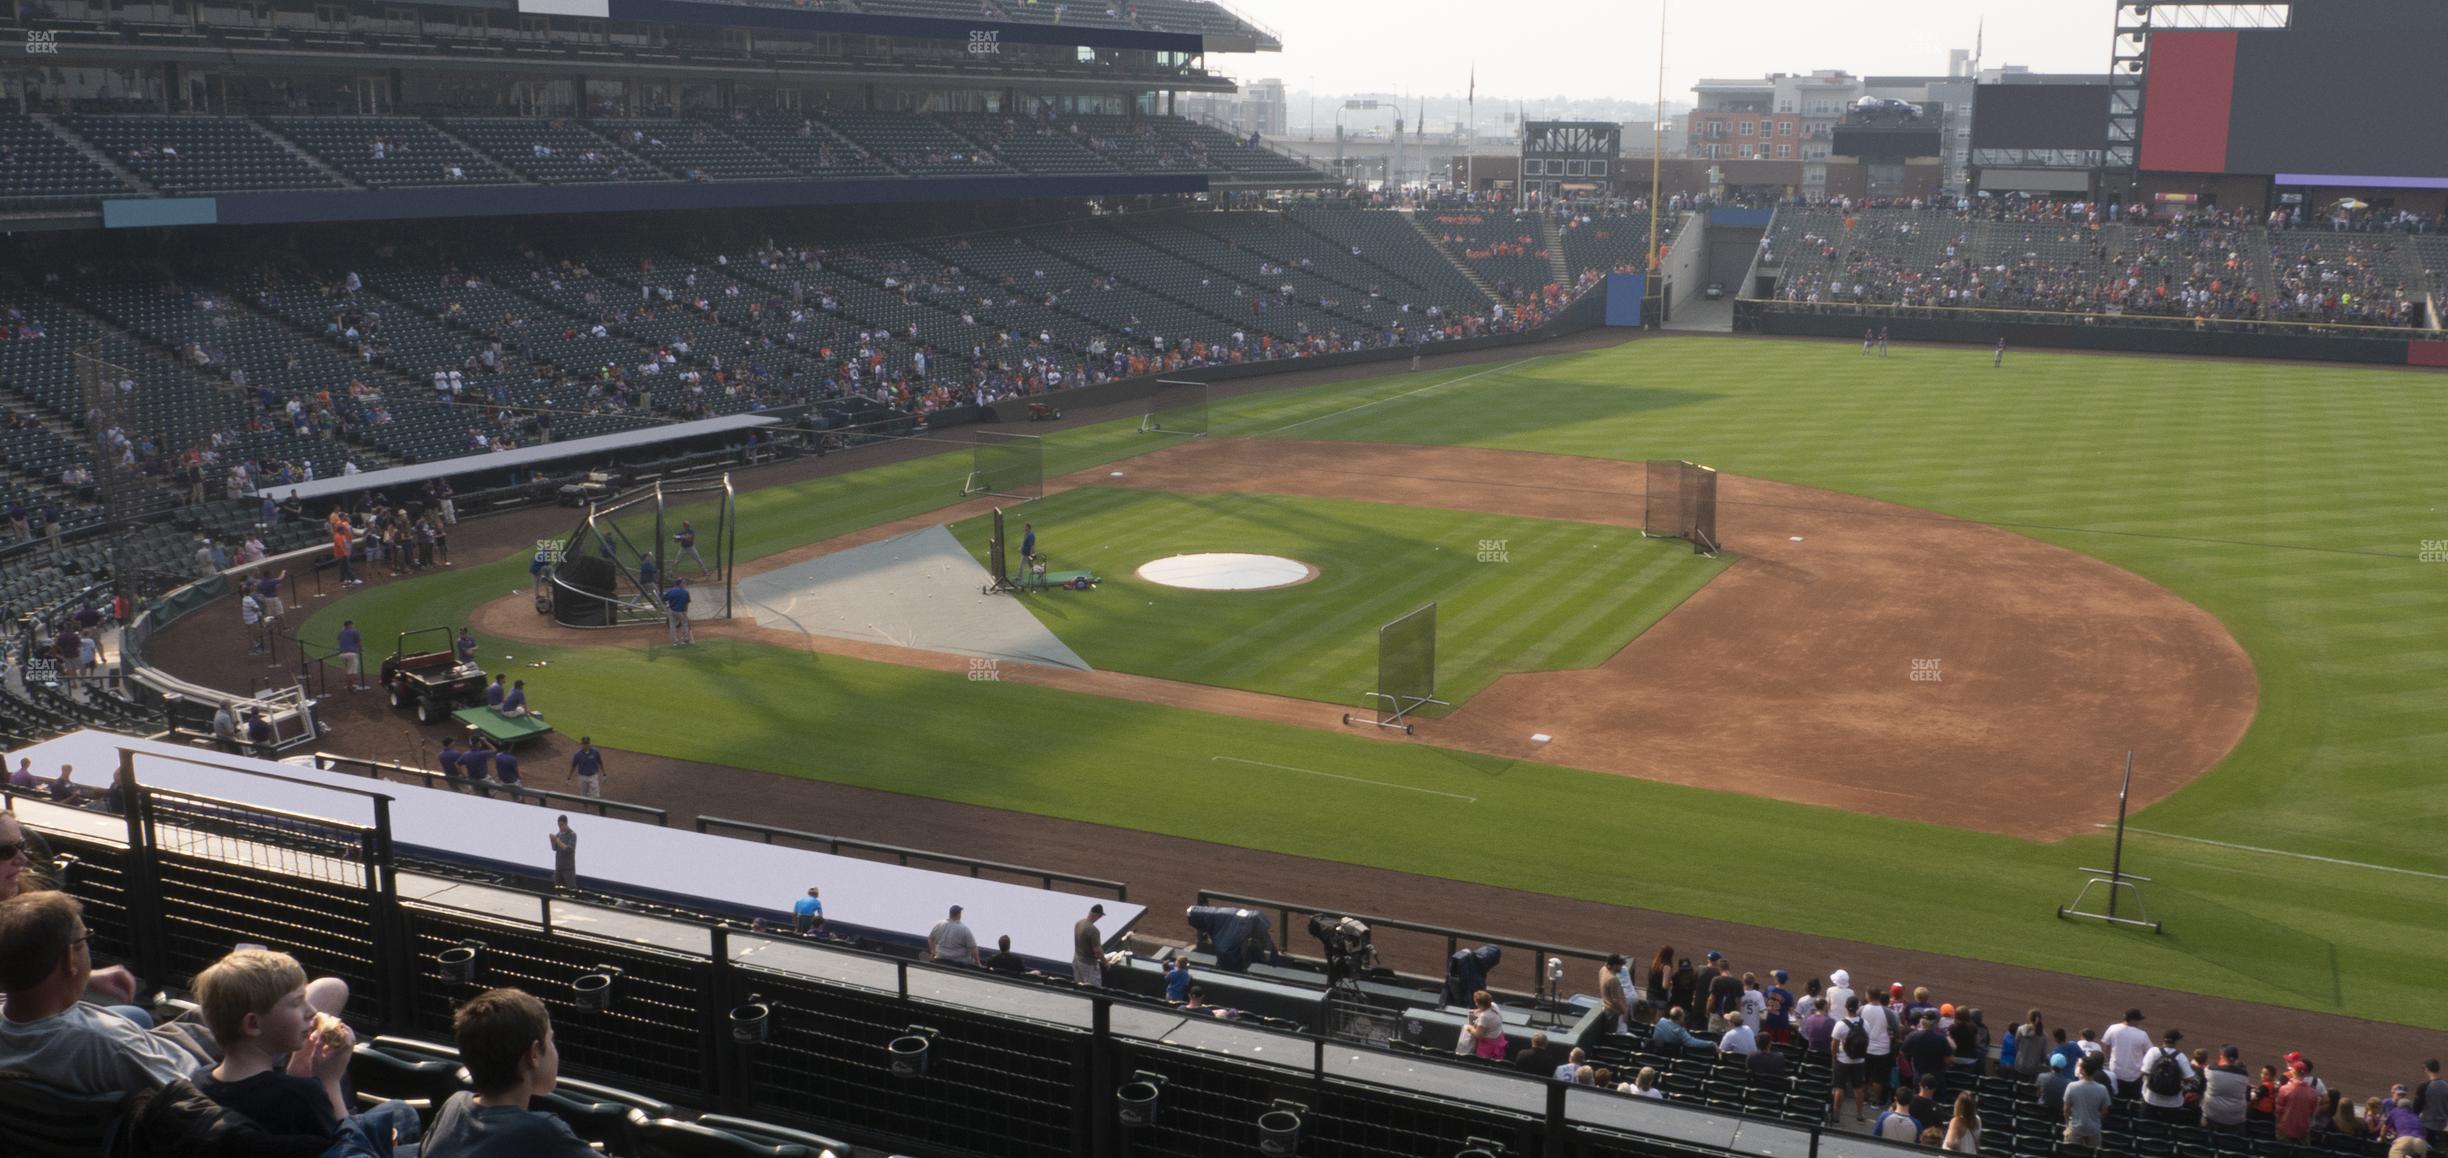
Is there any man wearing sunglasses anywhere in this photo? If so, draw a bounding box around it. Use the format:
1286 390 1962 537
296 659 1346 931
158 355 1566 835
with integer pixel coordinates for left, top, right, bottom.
0 891 203 1093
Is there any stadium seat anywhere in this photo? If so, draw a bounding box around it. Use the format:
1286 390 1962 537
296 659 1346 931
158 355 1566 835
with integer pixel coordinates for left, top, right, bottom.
549 1074 678 1120
693 1115 854 1156
347 1041 468 1109
0 1074 132 1156
631 1116 827 1157
535 1091 655 1154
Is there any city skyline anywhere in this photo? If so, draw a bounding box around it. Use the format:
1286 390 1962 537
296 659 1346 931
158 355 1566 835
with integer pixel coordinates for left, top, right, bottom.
1210 0 2113 105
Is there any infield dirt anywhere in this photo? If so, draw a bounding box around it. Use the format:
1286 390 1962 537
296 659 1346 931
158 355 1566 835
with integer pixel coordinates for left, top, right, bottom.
466 436 2258 841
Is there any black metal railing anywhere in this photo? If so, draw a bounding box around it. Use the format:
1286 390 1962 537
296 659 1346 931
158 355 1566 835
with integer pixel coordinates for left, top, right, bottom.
21 770 1847 1158
309 753 670 826
695 815 1125 901
1195 888 1620 1011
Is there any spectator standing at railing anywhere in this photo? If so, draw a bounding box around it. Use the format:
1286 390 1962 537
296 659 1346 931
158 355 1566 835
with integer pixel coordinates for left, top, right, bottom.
1072 903 1105 987
209 703 240 753
2417 1058 2448 1139
2065 1055 2113 1147
241 587 268 656
548 817 575 889
928 904 982 967
331 516 360 586
2275 1063 2322 1142
2102 1008 2153 1097
2203 1045 2251 1132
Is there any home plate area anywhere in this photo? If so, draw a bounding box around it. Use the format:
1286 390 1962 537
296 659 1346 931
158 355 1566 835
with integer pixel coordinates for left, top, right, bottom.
733 525 1091 671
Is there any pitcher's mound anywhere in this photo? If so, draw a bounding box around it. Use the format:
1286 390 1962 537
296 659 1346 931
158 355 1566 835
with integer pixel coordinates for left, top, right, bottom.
1136 553 1318 591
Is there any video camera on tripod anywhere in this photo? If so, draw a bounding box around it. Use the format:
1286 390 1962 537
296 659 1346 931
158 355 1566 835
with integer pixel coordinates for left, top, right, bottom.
1307 914 1379 986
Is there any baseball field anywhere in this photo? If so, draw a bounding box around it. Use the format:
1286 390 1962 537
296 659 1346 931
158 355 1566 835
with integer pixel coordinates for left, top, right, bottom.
301 334 2448 1032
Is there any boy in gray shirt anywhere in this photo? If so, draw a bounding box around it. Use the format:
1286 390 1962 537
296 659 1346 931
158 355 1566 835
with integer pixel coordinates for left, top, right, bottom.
2063 1055 2112 1147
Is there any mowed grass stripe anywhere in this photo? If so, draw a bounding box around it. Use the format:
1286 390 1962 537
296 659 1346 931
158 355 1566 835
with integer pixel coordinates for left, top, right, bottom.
1451 528 1647 677
944 488 1721 706
1500 541 1703 674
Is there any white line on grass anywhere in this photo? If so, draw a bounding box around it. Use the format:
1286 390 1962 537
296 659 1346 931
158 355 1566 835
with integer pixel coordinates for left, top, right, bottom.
1210 755 1478 802
2101 825 2448 882
1260 356 1542 437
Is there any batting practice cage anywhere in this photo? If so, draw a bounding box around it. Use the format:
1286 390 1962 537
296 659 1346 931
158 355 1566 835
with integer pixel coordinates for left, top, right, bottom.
1343 602 1446 733
983 507 1013 595
548 474 736 627
1643 459 1721 556
1141 378 1209 437
963 430 1044 501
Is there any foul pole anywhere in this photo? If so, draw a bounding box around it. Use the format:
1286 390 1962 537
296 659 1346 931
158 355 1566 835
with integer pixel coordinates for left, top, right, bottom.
1646 0 1666 276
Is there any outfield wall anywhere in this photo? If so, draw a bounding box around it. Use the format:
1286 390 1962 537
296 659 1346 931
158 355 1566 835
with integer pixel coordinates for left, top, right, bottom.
1740 301 2447 369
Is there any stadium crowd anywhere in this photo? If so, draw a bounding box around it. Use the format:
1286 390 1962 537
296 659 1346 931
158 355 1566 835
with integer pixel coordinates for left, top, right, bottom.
1767 199 2430 329
1468 945 2447 1155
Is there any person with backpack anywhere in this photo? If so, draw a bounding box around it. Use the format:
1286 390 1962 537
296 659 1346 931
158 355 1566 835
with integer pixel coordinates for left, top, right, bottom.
2140 1028 2196 1122
1831 996 1870 1124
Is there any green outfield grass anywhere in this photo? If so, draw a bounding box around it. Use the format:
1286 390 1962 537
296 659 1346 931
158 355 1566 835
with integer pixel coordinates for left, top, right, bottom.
943 487 1727 706
302 336 2448 1030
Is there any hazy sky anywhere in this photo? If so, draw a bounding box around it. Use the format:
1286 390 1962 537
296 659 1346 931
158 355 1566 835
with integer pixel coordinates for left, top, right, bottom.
1211 0 2113 103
